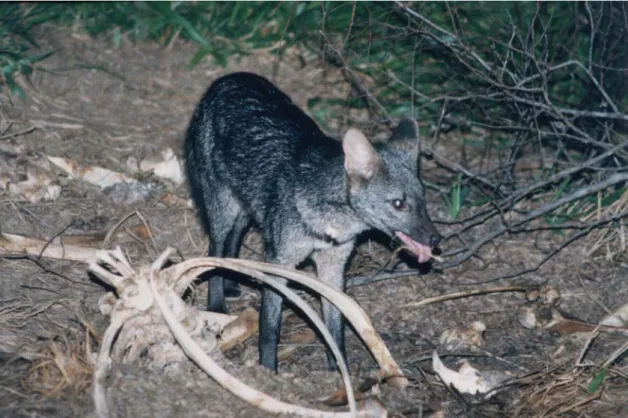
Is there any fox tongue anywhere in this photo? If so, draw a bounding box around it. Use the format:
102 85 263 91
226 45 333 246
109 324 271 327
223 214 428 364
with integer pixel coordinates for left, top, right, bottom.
395 231 433 264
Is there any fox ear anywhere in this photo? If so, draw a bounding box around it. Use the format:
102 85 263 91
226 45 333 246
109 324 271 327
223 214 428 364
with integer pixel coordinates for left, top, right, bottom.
389 117 420 172
389 117 419 154
342 128 382 181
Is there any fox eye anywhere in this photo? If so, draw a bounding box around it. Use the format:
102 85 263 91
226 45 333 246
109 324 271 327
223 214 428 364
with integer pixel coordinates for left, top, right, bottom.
391 198 408 211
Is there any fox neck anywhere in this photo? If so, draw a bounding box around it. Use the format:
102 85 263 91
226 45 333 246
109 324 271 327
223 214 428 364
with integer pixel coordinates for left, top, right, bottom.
295 154 369 244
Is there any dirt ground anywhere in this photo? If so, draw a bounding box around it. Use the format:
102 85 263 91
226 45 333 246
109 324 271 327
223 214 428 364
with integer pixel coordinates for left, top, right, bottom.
1 25 627 418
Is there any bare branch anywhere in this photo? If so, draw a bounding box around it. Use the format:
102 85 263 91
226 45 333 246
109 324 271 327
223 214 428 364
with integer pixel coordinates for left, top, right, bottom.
439 173 628 268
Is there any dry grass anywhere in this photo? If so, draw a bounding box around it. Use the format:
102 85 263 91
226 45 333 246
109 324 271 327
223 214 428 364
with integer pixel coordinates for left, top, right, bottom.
581 188 628 261
510 339 628 418
512 365 601 417
22 329 95 398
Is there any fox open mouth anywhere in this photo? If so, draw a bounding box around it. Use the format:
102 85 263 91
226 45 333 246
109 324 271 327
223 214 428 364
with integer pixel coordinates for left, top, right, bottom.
395 231 433 264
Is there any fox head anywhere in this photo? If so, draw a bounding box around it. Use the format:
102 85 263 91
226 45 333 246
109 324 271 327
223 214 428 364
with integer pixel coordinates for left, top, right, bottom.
343 118 442 263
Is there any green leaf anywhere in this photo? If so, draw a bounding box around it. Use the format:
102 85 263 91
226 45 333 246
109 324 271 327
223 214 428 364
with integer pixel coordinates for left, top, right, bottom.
442 174 465 220
19 63 33 75
5 73 26 99
211 48 228 68
450 177 462 220
188 47 211 69
2 60 18 76
146 2 209 48
587 368 607 393
113 28 122 48
551 176 572 202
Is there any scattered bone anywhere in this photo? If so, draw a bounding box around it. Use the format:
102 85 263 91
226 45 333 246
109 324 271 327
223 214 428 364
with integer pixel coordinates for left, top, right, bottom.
218 307 259 351
97 293 117 316
0 151 60 203
516 285 560 330
138 148 184 185
47 155 137 189
546 308 628 336
0 232 102 262
432 351 509 398
322 386 366 408
31 119 84 130
88 248 405 417
517 305 538 329
0 331 19 355
516 286 628 336
104 181 154 205
600 303 628 327
532 285 560 305
212 258 408 389
321 389 387 418
321 376 386 407
125 156 139 174
0 223 153 262
439 321 486 351
56 224 152 247
161 191 192 208
7 167 61 203
0 140 26 155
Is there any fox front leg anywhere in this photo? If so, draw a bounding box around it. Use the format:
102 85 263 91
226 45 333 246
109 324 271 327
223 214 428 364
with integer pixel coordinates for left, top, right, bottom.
258 240 299 371
312 241 354 370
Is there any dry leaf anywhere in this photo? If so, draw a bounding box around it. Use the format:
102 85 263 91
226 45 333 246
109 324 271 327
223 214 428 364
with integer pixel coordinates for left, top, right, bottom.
439 321 486 350
218 307 259 351
600 303 628 327
161 192 191 208
48 155 136 189
138 148 184 185
432 351 508 397
2 159 61 203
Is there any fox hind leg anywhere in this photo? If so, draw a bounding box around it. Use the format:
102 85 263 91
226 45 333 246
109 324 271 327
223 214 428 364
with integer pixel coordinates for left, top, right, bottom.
258 240 288 372
222 211 250 297
205 186 249 313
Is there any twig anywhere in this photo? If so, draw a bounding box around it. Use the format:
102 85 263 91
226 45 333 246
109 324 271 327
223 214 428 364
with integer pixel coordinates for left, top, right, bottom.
348 269 421 287
403 285 530 308
102 211 138 249
442 138 628 245
134 210 158 258
424 145 500 192
439 173 628 268
318 32 393 126
0 126 36 140
458 211 628 285
37 222 74 260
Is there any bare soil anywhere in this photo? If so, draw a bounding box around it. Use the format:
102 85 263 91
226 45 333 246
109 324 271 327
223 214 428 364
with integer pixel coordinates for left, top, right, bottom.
1 25 627 418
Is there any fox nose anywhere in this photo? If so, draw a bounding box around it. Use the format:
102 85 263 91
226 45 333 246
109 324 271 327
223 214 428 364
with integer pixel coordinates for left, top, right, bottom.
429 234 442 248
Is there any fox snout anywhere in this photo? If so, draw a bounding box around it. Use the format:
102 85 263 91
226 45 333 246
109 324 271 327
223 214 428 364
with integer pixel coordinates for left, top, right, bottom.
412 215 442 247
422 221 443 248
395 219 442 264
428 231 442 248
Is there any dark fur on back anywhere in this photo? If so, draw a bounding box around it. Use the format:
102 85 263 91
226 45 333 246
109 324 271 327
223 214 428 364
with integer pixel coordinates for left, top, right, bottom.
186 72 345 235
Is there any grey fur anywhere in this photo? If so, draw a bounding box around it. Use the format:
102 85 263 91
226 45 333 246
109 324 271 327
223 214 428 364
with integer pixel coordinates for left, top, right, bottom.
184 72 441 371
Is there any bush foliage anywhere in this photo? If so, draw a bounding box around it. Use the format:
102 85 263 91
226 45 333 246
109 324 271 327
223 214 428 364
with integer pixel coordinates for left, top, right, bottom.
1 1 626 268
